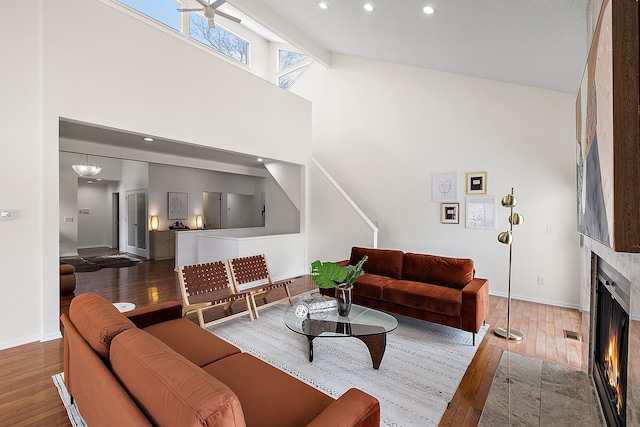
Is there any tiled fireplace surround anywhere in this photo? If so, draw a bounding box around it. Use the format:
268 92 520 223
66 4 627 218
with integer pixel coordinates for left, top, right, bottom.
580 238 640 426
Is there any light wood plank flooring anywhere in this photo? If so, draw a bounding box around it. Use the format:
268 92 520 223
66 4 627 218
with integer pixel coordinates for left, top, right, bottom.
1 250 586 426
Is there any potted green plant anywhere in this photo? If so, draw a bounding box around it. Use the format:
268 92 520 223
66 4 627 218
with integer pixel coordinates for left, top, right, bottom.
310 256 368 316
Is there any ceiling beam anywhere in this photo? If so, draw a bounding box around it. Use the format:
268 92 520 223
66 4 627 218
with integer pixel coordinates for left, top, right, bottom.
231 0 332 68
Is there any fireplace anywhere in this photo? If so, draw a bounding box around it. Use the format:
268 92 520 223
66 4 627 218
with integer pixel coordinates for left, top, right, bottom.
594 258 631 426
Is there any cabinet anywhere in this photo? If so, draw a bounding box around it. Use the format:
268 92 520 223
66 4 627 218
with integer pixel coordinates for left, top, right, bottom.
149 230 175 260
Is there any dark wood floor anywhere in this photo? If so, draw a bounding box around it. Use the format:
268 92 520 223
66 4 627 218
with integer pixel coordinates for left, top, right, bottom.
1 248 586 426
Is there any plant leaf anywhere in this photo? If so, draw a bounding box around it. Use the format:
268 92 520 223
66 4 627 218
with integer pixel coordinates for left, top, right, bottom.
344 255 368 288
310 260 347 289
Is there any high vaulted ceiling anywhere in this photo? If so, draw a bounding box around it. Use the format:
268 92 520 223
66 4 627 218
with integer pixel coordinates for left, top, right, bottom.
235 0 592 94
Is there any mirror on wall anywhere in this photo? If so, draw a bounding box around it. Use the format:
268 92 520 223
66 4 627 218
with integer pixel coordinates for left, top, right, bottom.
203 191 265 229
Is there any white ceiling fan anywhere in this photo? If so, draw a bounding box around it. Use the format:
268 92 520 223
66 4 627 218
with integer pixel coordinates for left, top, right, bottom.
178 0 241 28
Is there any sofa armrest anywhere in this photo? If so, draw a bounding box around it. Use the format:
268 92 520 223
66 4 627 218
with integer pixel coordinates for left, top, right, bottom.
306 388 380 427
125 301 183 328
460 278 490 334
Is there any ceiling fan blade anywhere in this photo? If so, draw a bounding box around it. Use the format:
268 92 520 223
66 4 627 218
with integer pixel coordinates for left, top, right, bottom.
177 8 203 12
210 0 226 9
194 0 210 8
215 10 241 23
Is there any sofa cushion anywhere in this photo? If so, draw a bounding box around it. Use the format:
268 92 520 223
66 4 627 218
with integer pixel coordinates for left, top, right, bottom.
143 318 240 367
203 353 334 427
402 253 474 290
68 293 135 361
350 247 404 280
382 281 461 317
111 328 246 427
352 274 398 300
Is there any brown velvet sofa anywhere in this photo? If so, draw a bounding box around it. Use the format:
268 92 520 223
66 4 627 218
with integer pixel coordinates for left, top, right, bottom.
60 293 380 427
331 247 489 345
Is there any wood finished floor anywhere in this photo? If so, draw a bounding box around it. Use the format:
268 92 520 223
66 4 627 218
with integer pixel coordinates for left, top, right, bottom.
1 248 586 426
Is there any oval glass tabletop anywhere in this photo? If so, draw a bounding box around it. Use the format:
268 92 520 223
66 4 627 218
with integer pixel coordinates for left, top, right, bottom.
284 294 398 369
284 295 398 338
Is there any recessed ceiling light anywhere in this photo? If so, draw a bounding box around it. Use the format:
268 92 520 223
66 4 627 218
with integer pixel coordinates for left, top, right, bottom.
257 158 263 162
318 2 328 9
96 178 103 181
87 181 93 184
363 3 374 12
423 6 436 14
143 137 154 142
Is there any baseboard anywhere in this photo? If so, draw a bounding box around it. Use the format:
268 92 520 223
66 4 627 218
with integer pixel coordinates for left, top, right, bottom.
0 335 40 351
488 290 580 310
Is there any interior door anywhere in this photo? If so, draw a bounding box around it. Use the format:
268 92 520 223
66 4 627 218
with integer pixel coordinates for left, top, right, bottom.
203 191 222 229
126 190 148 257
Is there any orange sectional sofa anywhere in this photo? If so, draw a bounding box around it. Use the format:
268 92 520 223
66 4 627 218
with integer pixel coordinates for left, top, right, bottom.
60 293 380 427
333 247 489 345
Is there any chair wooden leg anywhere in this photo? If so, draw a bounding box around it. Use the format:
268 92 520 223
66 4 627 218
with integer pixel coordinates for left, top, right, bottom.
250 295 259 319
246 298 255 321
197 309 206 328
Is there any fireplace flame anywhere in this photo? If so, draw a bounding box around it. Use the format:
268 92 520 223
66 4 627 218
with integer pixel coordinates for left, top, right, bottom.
605 332 623 414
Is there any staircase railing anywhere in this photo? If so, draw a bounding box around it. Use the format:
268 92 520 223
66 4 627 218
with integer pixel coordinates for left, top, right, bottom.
310 155 378 248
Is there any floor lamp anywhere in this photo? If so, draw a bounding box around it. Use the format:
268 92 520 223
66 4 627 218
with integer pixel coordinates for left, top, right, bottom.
493 187 524 341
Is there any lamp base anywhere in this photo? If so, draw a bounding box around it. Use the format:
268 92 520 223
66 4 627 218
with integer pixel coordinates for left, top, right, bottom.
493 327 523 341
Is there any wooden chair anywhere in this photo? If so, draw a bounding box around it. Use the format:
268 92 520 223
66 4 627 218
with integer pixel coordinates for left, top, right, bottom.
178 260 254 328
227 254 292 319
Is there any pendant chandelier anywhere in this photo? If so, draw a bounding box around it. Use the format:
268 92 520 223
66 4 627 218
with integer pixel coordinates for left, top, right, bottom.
72 155 102 177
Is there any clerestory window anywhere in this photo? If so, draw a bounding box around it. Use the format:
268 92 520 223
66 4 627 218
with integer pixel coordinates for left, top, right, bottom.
189 13 249 65
277 49 312 89
117 0 181 31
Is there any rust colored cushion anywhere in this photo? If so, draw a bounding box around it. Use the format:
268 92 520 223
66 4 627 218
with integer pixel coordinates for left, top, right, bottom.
383 281 461 316
143 318 240 367
203 353 333 427
69 293 135 361
350 247 405 279
352 274 398 300
402 253 474 290
111 329 246 427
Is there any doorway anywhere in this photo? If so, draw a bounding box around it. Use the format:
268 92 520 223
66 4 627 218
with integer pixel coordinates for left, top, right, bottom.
203 191 222 229
112 192 119 249
126 190 148 257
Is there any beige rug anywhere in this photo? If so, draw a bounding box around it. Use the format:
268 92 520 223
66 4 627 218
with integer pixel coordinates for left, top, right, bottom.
209 299 488 427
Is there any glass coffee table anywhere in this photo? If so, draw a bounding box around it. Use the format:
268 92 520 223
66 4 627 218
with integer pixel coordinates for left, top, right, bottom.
284 295 398 369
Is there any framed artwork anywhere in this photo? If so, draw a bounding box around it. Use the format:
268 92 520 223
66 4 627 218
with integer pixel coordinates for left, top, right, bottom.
432 172 457 201
465 196 496 229
441 203 459 224
168 192 188 220
466 172 487 195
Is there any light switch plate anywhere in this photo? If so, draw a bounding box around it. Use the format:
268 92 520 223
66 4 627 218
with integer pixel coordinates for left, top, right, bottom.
0 209 18 220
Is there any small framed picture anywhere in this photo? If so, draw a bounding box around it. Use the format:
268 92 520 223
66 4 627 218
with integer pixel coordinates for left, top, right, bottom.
465 196 496 229
466 172 487 195
168 192 188 220
441 203 460 224
432 171 457 202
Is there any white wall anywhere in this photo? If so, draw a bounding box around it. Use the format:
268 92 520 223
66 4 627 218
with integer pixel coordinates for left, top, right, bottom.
294 54 581 308
0 0 311 350
0 2 46 348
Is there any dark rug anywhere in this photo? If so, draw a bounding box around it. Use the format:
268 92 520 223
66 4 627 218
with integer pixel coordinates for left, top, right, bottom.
63 255 143 273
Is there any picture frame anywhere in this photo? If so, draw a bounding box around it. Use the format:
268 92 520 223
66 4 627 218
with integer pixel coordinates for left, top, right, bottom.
168 192 188 220
432 171 457 202
440 203 459 224
466 171 487 195
465 196 496 229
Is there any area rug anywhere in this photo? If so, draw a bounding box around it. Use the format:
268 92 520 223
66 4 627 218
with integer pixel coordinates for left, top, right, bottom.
52 373 87 427
209 300 488 427
62 254 142 273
